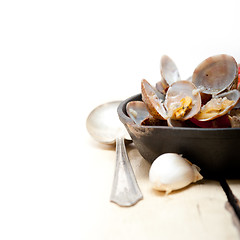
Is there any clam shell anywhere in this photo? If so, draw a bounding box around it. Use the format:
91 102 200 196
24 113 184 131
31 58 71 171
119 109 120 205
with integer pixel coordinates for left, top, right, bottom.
156 80 168 95
229 108 240 128
141 79 168 120
165 80 201 120
160 55 181 86
215 89 240 115
194 89 240 121
126 101 149 125
192 54 238 95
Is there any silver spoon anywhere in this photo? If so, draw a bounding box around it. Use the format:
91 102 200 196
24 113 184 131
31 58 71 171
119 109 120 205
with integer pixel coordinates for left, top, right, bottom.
86 101 143 207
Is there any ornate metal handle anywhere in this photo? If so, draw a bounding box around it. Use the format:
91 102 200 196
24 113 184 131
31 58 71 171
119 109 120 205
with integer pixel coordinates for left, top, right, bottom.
110 137 143 207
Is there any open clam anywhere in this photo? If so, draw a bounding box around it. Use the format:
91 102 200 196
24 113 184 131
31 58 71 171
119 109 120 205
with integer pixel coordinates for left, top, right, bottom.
164 80 202 121
192 54 238 95
194 89 240 121
126 101 150 125
126 100 167 126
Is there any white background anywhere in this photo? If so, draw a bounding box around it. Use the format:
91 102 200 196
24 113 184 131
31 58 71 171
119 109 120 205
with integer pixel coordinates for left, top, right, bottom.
0 0 240 239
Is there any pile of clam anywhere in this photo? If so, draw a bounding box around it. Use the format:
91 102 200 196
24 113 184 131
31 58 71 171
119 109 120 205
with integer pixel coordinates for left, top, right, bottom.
127 54 240 128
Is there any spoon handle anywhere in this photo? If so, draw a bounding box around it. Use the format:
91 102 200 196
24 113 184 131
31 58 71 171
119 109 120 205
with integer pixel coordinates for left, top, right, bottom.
110 137 143 207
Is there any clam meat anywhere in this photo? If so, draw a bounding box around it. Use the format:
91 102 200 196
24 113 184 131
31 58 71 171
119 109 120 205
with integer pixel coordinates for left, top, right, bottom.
165 80 201 121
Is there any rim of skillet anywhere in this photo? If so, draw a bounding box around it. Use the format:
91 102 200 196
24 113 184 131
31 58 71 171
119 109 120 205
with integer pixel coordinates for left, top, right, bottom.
117 93 240 139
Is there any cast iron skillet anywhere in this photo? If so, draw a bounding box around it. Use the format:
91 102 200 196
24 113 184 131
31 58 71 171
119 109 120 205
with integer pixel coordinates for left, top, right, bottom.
117 94 240 179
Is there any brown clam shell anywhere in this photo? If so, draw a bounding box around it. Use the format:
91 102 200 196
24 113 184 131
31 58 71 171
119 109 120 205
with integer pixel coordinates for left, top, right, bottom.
141 79 168 120
192 54 238 95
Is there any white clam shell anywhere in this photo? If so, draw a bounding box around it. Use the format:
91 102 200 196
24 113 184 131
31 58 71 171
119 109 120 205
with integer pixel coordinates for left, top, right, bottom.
126 101 150 125
165 80 201 120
